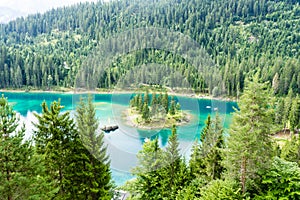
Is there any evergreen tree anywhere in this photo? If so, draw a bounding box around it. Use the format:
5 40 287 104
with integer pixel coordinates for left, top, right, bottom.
131 138 164 200
0 95 53 199
142 102 150 122
281 135 300 166
33 100 78 198
138 94 144 112
275 98 285 125
189 115 212 178
169 96 176 115
204 113 225 180
189 114 224 181
224 75 274 195
283 88 293 129
189 139 205 178
151 92 158 117
75 95 112 200
289 94 300 132
161 125 189 199
144 90 149 105
162 93 169 113
157 93 163 106
256 157 300 199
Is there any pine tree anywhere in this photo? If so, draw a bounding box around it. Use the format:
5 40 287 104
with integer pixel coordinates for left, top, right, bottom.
204 113 225 180
224 75 274 195
257 157 300 199
75 95 112 200
289 94 300 132
151 92 158 117
157 93 163 106
189 140 204 178
189 114 224 181
0 95 53 199
281 135 300 166
142 102 150 122
283 88 293 129
169 96 176 115
275 98 285 125
131 138 164 200
33 100 78 197
138 94 144 112
190 115 212 178
162 92 169 113
144 90 149 105
161 125 189 199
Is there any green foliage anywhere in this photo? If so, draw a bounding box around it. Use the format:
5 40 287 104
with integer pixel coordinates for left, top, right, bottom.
169 96 176 115
275 92 300 132
131 92 182 124
289 94 300 132
224 75 275 195
33 100 80 198
161 125 189 199
281 135 300 166
162 93 169 113
176 178 206 200
190 114 225 181
0 0 299 96
255 157 300 199
130 126 188 199
130 138 165 200
0 95 55 200
200 179 243 200
75 95 112 199
142 102 150 122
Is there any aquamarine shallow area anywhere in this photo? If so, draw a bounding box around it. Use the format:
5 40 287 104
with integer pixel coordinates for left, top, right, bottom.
1 92 237 186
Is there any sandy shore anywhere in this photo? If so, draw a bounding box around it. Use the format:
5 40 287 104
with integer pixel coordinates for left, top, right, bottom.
0 88 236 102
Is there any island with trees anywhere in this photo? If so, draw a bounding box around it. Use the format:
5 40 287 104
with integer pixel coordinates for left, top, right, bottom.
124 91 190 129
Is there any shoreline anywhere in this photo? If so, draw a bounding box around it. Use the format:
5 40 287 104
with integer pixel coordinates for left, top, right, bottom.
0 88 237 102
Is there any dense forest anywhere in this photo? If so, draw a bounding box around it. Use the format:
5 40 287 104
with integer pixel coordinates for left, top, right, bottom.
1 0 300 199
0 0 299 96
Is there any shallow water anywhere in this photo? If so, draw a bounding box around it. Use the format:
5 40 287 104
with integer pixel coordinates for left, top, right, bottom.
2 92 237 186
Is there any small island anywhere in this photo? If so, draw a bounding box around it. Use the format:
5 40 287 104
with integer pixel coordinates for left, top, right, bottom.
123 91 191 129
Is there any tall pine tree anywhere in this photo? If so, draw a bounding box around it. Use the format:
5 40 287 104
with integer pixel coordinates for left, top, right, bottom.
161 125 189 199
33 100 78 198
0 95 53 199
224 74 274 195
75 95 112 200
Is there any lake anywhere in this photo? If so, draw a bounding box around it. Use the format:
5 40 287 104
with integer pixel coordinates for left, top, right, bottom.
1 92 237 186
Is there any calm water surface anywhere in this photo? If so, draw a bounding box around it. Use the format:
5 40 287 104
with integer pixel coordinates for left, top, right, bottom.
2 92 237 186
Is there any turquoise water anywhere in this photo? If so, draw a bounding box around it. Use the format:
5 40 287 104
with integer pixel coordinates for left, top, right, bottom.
1 92 237 186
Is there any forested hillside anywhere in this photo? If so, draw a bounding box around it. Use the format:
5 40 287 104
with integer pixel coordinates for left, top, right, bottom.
1 1 300 199
0 0 299 96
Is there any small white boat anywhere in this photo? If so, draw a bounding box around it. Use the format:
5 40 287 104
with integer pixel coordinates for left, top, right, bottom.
206 106 211 109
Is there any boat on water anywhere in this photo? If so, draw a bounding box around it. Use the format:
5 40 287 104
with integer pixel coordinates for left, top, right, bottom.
101 125 119 132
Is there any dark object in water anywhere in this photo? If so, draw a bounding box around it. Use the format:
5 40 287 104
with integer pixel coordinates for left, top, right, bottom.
101 125 119 132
